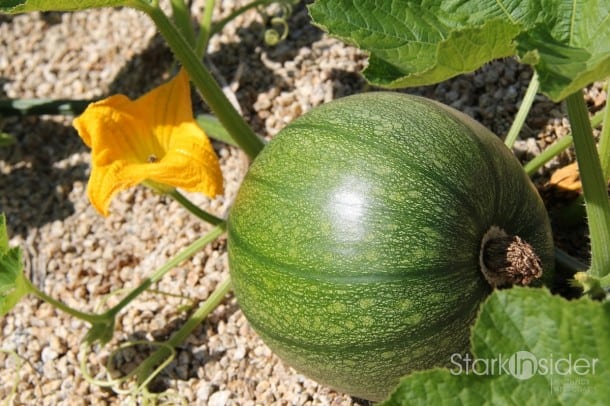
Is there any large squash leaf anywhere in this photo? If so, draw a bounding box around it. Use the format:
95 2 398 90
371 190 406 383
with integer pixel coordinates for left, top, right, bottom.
0 0 130 13
0 214 29 317
309 0 610 101
381 288 610 405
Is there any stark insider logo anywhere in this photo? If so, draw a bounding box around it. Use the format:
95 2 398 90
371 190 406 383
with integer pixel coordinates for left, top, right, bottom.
450 351 599 380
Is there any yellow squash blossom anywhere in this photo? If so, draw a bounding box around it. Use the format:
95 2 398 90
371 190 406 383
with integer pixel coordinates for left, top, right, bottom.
73 69 223 216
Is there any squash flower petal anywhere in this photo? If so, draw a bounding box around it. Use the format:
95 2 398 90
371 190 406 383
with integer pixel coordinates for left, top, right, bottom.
73 69 224 216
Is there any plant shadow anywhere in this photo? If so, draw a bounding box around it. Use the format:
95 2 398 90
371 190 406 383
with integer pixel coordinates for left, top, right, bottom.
103 296 376 405
202 1 324 134
0 116 89 236
100 299 240 395
0 3 324 236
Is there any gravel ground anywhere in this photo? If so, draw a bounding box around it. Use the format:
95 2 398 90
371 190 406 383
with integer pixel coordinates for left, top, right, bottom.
0 1 606 405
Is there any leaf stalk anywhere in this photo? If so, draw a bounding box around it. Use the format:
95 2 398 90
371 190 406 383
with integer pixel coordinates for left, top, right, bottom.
134 2 265 159
565 91 610 279
504 71 539 148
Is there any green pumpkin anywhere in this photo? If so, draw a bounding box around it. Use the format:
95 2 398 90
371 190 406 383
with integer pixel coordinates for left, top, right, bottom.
228 92 554 401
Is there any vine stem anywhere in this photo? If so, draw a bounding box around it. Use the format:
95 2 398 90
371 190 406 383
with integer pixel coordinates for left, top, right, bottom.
133 277 232 386
208 0 273 38
523 110 604 176
555 247 589 273
166 277 232 346
23 224 225 325
197 0 290 56
195 0 216 57
565 91 610 279
0 349 22 406
504 71 539 148
24 277 106 325
105 224 226 319
134 2 265 159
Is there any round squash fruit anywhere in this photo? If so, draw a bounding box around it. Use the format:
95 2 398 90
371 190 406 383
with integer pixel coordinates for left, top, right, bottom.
227 92 554 401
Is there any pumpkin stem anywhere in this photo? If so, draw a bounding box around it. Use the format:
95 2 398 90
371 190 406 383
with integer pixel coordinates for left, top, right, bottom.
480 226 543 288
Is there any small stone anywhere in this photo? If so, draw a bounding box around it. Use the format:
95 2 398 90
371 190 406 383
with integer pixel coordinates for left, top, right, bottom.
232 345 247 361
41 346 59 362
196 382 212 401
49 221 64 238
208 390 231 406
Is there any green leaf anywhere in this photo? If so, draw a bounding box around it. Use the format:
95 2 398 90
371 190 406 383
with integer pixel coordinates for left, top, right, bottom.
0 215 30 317
516 25 610 101
0 133 16 148
381 288 610 405
309 0 610 101
83 318 116 345
0 98 91 116
196 114 238 147
0 0 132 13
0 214 8 253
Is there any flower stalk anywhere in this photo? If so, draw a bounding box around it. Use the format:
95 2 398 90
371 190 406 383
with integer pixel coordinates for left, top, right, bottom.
168 188 225 225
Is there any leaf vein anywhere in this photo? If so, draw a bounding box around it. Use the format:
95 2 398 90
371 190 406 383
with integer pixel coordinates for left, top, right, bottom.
494 0 516 24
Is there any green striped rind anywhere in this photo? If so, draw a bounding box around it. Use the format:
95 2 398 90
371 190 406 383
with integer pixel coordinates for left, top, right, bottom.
228 92 554 401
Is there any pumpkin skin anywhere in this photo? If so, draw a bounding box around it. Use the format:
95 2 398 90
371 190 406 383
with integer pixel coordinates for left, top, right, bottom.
227 92 554 401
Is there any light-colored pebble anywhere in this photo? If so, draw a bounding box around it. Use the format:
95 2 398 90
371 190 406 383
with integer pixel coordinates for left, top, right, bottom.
208 389 232 406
